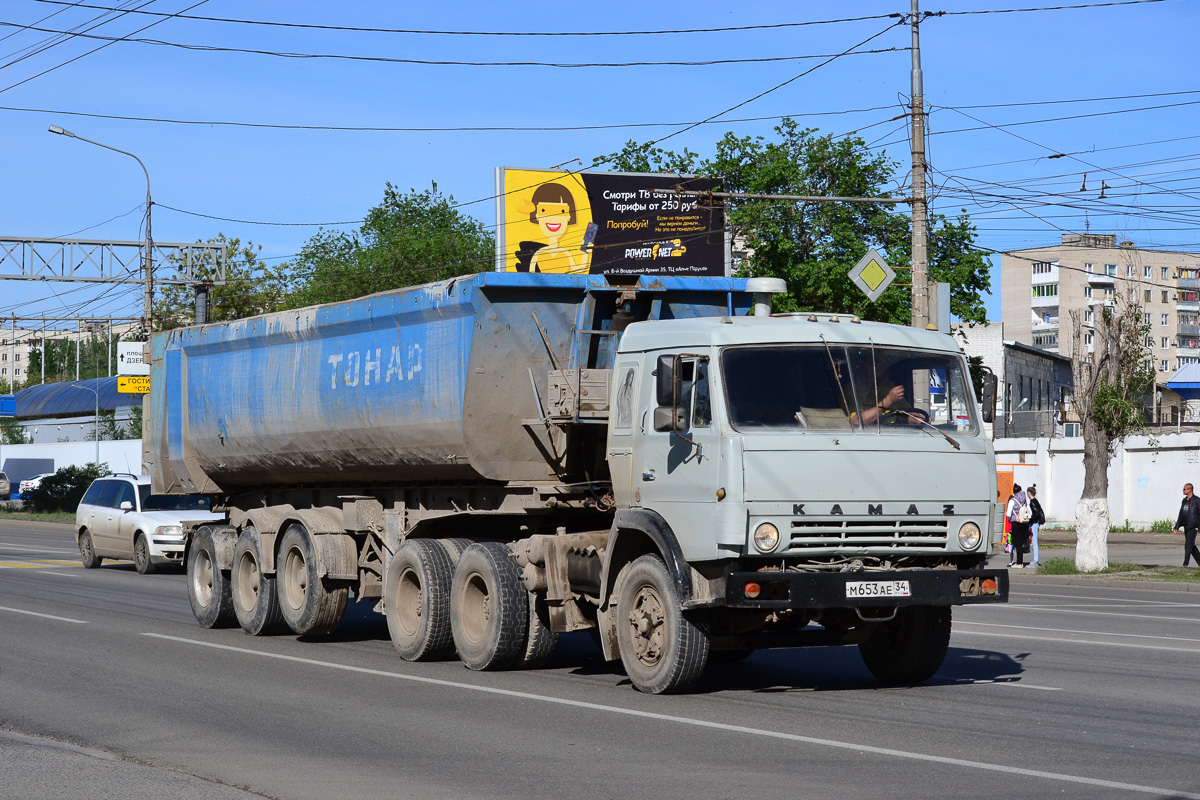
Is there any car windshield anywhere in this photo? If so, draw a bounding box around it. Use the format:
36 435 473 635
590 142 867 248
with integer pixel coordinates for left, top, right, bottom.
722 344 978 434
139 486 210 511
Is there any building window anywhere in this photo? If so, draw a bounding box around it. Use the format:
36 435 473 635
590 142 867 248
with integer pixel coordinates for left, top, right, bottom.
1162 360 1169 372
14 369 19 376
1032 261 1054 275
1085 310 1094 323
1032 284 1058 298
1085 263 1094 273
1084 286 1093 299
1163 314 1170 326
1164 337 1170 348
1145 266 1153 278
1145 289 1152 302
13 353 20 362
1105 288 1115 299
1106 264 1118 276
1163 267 1170 280
1164 290 1170 303
1085 333 1094 345
1127 265 1136 277
1145 313 1152 325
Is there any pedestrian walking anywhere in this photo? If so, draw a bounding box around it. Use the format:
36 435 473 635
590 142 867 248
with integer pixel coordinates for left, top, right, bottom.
1174 483 1200 567
1008 483 1031 568
1027 484 1044 567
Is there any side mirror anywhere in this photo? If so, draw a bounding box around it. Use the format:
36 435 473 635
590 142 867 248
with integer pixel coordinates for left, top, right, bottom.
653 406 687 432
655 354 677 406
120 501 133 511
981 374 998 424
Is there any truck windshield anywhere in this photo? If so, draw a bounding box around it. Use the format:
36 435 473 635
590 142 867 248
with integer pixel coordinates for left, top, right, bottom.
721 344 978 435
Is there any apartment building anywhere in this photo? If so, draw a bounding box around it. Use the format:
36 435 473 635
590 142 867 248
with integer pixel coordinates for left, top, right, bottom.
0 320 140 392
1001 234 1200 380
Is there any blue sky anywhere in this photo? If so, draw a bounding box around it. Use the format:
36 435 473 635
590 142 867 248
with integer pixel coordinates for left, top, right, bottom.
1 0 1197 326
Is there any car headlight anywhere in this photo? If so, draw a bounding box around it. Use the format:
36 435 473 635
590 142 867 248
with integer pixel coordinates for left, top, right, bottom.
155 525 184 538
753 522 781 553
957 521 982 551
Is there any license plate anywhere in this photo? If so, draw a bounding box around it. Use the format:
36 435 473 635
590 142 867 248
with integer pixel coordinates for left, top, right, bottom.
846 580 911 598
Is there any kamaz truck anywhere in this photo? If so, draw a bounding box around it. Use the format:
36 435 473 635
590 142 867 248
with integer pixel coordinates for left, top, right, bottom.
142 272 1007 694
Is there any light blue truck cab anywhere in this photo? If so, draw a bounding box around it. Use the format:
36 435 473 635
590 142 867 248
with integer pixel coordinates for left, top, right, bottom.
148 272 1006 695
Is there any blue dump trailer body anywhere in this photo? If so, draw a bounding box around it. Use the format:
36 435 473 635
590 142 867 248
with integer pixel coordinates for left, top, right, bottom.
146 272 754 494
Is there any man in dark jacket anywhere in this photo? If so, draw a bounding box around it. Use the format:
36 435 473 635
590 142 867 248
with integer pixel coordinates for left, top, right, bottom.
1174 483 1200 567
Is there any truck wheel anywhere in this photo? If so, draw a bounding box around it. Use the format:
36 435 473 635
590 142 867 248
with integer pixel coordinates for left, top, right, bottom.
858 606 952 685
519 592 557 669
615 555 709 694
133 532 156 575
385 539 454 660
450 542 528 670
232 527 285 636
188 525 235 628
277 524 348 636
78 529 102 569
437 538 472 568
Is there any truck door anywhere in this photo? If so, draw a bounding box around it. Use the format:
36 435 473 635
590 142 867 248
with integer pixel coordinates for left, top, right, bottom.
638 355 720 542
606 360 641 508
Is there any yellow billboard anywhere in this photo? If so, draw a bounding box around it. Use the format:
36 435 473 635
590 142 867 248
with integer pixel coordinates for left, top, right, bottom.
502 169 594 274
117 376 150 394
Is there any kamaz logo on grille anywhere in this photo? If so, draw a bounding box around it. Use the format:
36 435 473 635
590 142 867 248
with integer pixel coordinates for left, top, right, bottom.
792 503 955 516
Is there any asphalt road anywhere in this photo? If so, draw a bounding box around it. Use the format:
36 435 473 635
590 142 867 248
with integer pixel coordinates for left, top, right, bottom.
4 520 1200 800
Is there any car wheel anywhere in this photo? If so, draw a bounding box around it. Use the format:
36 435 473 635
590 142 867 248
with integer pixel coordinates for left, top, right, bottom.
78 529 102 569
133 532 156 575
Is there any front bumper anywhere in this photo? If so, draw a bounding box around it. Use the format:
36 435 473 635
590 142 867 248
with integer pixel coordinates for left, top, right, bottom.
725 568 1008 609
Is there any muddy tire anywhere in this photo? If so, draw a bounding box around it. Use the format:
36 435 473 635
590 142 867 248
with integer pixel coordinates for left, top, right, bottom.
78 529 102 569
450 542 528 670
615 555 709 694
858 605 952 685
385 539 454 661
188 525 235 628
436 538 472 568
277 524 348 636
519 592 557 669
133 532 156 575
232 527 285 636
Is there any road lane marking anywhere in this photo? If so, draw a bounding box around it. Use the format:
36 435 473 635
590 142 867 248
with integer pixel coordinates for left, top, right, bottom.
956 621 1200 652
144 632 1198 799
1017 590 1200 604
0 545 79 555
968 606 1200 623
40 572 79 578
0 560 79 569
0 606 87 624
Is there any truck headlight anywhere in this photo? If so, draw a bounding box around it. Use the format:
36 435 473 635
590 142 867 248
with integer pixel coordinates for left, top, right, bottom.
753 522 781 553
155 525 184 538
957 522 982 551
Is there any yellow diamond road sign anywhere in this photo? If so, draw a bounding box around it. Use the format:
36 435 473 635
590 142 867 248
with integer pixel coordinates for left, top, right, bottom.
849 248 896 303
117 376 150 394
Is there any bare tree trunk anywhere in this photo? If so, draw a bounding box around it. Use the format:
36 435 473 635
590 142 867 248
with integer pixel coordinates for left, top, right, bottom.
1075 416 1110 571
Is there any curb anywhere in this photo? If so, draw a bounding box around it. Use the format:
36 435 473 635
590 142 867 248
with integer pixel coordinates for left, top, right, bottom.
1006 571 1200 593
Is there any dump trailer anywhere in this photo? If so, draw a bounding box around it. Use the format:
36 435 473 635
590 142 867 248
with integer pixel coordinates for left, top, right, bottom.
144 271 1008 694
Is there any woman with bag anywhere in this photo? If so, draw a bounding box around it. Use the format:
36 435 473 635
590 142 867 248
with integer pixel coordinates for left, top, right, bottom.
1008 483 1031 568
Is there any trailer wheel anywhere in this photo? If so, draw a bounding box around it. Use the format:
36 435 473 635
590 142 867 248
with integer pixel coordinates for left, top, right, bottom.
385 539 454 660
232 527 285 636
78 529 102 569
858 606 952 685
188 525 235 628
436 538 472 568
615 555 709 694
519 592 557 669
133 532 156 575
277 524 348 636
450 542 528 670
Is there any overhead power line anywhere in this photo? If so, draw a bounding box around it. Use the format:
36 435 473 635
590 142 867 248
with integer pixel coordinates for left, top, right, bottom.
0 23 905 68
25 3 904 36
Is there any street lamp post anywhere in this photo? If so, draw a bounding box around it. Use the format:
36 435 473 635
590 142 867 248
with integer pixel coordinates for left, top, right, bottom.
48 125 153 337
70 383 100 467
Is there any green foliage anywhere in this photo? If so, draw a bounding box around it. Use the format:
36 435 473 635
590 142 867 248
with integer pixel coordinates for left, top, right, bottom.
127 405 143 439
18 333 118 390
288 183 495 308
1038 557 1142 575
0 416 29 444
1151 519 1175 533
96 409 133 441
1109 518 1136 533
26 463 108 514
595 120 992 324
155 235 293 329
966 355 987 397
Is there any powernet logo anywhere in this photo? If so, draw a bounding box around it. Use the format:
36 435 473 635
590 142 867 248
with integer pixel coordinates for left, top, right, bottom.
624 239 688 260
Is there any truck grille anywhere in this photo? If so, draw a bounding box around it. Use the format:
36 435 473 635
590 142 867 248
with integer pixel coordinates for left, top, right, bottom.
787 518 948 551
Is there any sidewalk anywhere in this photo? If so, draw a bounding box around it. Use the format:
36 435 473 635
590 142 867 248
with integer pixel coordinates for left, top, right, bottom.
987 536 1200 593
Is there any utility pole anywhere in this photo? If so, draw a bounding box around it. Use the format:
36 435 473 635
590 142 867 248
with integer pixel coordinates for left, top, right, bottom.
909 0 930 330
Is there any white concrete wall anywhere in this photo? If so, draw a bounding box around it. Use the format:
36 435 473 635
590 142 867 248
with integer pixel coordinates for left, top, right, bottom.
0 439 143 492
995 431 1200 527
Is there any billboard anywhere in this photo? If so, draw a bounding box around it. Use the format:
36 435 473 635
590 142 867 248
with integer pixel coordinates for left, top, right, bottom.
495 168 728 277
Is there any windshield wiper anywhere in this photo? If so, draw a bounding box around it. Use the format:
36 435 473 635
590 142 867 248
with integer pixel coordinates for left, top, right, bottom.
893 410 961 450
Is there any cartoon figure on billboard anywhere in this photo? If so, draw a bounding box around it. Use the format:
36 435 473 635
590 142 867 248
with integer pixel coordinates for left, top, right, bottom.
514 182 593 273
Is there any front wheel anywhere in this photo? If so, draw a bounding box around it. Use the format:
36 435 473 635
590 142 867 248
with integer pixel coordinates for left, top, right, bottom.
615 555 709 694
858 606 952 685
133 532 156 575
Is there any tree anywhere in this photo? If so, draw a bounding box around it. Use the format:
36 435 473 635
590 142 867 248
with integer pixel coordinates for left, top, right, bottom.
97 409 130 441
0 416 28 444
1068 298 1156 571
155 235 293 329
288 183 495 308
596 120 992 324
126 405 143 440
26 463 107 513
18 332 118 390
